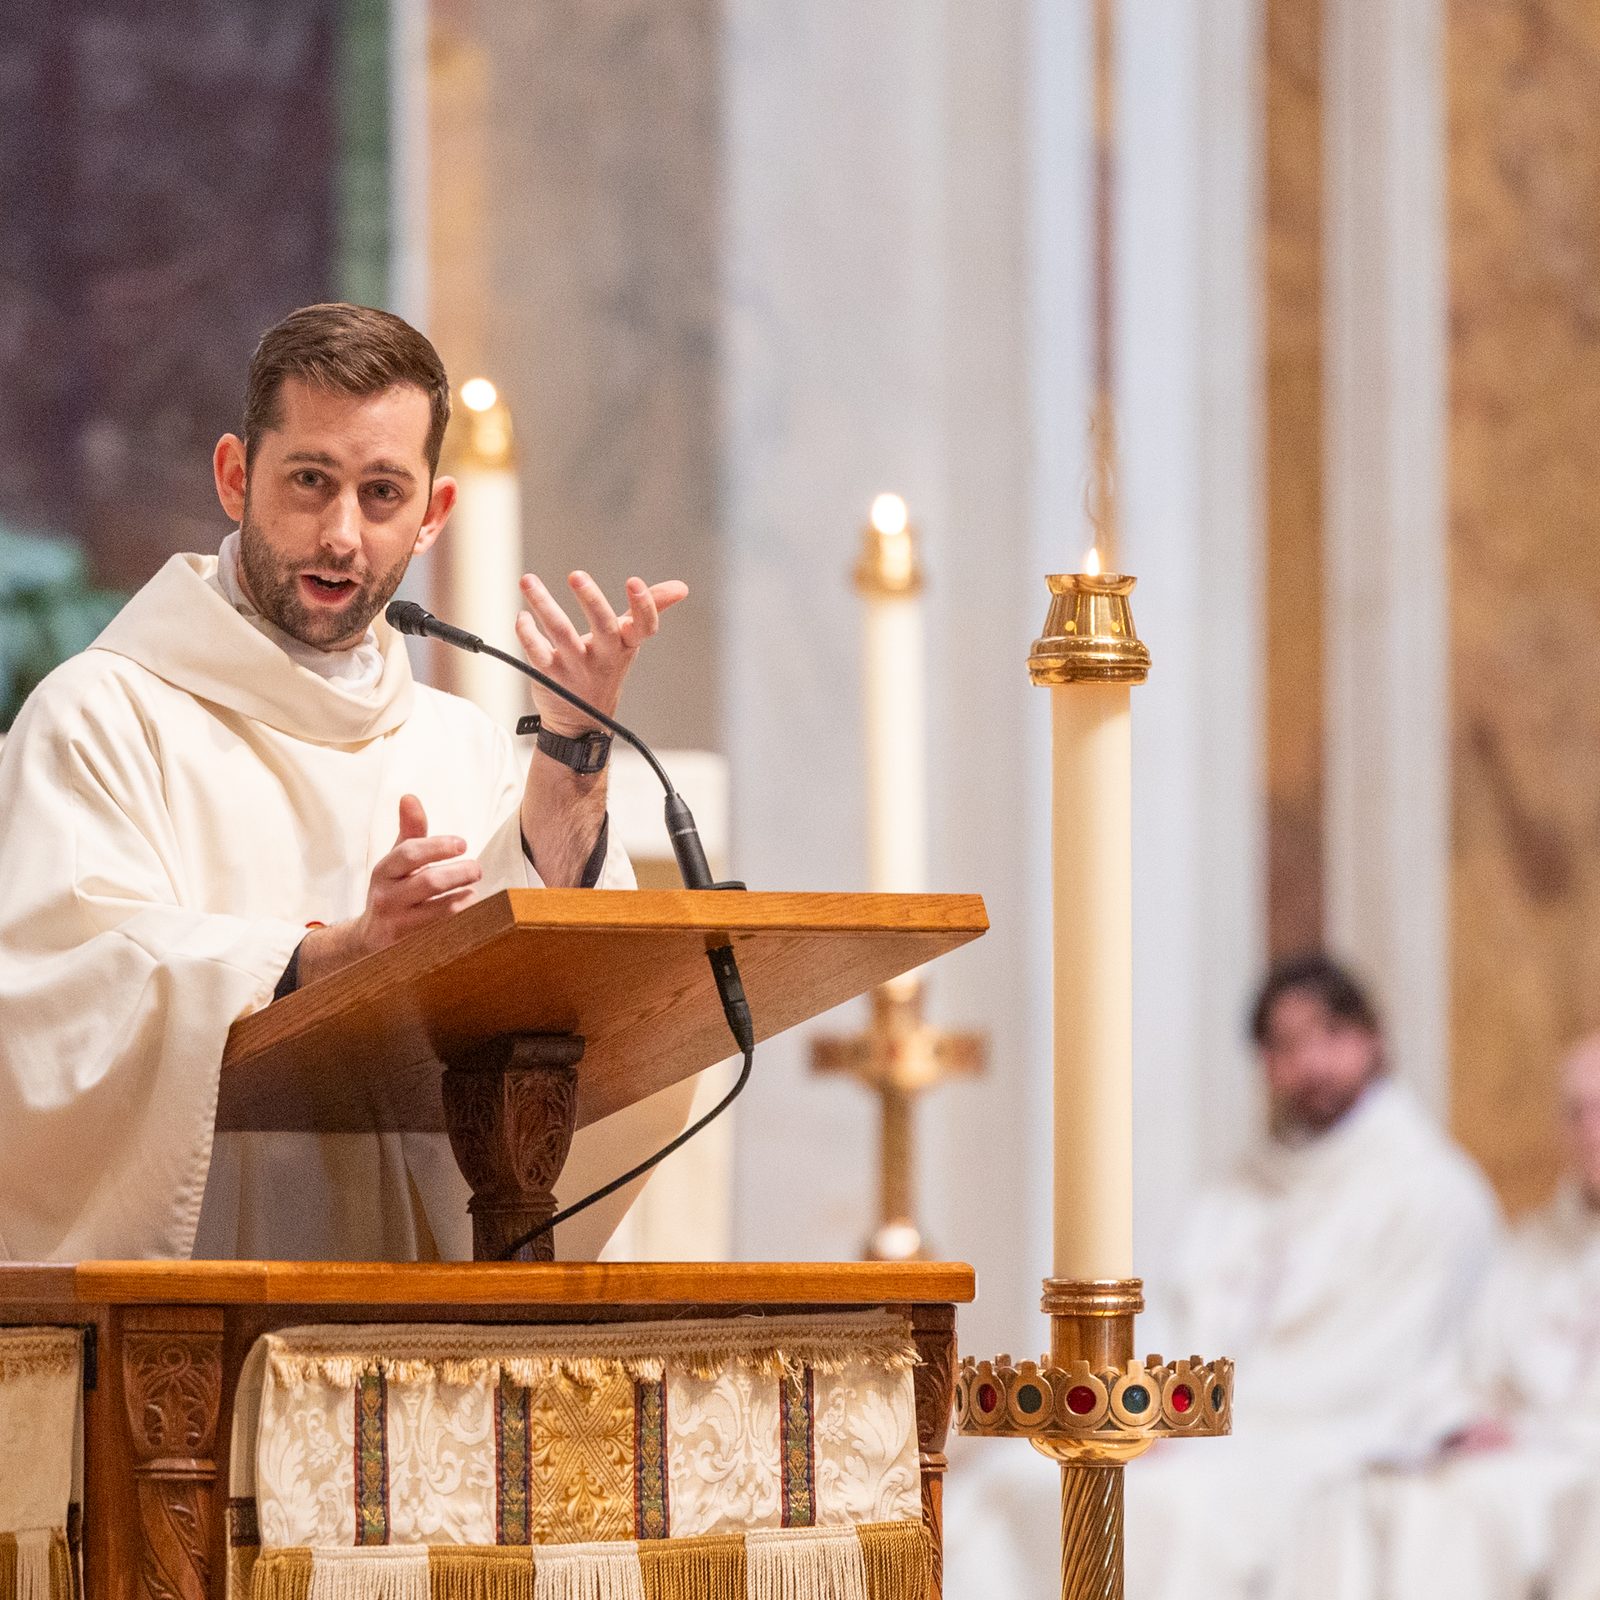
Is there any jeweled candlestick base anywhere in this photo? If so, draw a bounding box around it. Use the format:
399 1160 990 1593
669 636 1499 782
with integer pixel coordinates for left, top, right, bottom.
958 1279 1233 1600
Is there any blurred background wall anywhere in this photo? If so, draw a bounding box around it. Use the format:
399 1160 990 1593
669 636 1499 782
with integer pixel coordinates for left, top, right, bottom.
3 0 1597 1354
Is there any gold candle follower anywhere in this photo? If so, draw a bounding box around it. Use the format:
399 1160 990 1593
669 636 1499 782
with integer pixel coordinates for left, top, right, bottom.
853 497 925 598
1028 572 1151 687
443 377 517 472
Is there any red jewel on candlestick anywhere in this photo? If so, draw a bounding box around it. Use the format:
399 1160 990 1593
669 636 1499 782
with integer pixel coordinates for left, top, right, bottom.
1066 1385 1098 1416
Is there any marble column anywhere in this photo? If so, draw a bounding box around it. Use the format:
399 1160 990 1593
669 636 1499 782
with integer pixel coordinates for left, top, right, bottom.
1264 0 1326 959
1324 0 1450 1114
426 0 723 751
721 0 1048 1359
1117 0 1267 1290
1447 0 1600 1210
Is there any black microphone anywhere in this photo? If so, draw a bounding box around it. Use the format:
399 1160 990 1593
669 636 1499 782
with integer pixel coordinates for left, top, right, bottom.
387 597 757 1261
386 598 752 1048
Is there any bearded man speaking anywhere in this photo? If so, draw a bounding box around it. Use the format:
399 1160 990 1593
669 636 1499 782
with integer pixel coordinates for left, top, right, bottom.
0 303 695 1264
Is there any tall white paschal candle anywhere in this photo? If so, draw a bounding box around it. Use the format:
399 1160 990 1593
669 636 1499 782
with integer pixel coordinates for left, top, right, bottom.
1030 567 1149 1281
444 379 525 732
858 495 928 902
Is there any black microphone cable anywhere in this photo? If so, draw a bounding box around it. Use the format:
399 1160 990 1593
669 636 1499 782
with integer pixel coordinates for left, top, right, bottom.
384 599 755 1260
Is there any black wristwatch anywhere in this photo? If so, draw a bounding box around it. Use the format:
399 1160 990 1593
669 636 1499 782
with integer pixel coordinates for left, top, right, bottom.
516 713 612 775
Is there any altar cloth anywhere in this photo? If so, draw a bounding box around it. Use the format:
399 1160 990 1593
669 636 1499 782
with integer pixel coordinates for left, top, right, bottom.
230 1313 929 1600
0 1328 79 1600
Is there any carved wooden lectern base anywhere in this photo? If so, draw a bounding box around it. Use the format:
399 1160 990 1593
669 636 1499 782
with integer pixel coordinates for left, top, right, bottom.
439 1034 585 1262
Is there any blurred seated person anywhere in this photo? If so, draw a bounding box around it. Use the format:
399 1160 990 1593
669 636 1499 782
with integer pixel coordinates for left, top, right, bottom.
1295 1033 1600 1600
1127 953 1502 1600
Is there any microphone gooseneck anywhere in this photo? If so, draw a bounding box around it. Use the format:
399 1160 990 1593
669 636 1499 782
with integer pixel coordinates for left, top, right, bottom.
386 599 756 1257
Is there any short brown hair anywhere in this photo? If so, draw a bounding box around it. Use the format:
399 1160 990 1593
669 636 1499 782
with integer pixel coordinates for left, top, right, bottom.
1249 952 1382 1044
243 303 452 475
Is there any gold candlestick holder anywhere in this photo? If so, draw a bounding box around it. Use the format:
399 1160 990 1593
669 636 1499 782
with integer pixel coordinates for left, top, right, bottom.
959 1279 1233 1599
958 575 1232 1600
813 977 985 1260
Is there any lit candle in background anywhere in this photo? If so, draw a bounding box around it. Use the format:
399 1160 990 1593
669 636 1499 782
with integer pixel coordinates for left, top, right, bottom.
816 490 987 1266
856 494 928 918
1030 557 1147 1281
442 378 524 731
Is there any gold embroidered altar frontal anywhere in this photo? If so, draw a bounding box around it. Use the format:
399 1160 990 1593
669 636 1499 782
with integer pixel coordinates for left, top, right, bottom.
230 1313 926 1598
0 1328 79 1600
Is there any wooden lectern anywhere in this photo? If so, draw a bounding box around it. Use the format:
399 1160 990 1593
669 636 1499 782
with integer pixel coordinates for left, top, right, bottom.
0 888 986 1599
219 887 988 1260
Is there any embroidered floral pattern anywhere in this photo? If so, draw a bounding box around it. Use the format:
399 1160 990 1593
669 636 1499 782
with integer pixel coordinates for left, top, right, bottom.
496 1375 531 1545
354 1371 389 1546
385 1372 496 1546
633 1379 669 1541
779 1369 816 1528
812 1362 921 1527
664 1368 782 1538
526 1367 634 1544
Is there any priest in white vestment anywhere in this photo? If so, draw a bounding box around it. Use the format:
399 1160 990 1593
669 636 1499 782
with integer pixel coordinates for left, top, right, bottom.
0 302 697 1264
1124 954 1501 1600
1296 1034 1600 1600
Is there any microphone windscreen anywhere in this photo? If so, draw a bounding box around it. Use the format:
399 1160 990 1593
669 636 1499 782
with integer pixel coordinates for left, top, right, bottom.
385 600 429 635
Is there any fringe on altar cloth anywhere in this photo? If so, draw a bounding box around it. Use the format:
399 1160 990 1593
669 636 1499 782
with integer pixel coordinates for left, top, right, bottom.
0 1529 74 1600
855 1521 934 1600
747 1528 865 1600
636 1533 743 1600
528 1542 643 1600
264 1311 917 1391
0 1335 77 1387
247 1521 933 1600
426 1548 533 1600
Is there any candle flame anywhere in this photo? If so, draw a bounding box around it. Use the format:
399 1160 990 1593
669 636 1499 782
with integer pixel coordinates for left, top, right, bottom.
870 493 909 537
461 377 499 413
1084 546 1102 577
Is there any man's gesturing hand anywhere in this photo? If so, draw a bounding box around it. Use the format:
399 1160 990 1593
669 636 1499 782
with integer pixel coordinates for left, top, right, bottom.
514 571 688 735
360 794 482 945
296 795 482 987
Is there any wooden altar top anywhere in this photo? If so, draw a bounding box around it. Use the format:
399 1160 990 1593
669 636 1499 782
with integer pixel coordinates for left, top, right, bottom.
0 1259 977 1307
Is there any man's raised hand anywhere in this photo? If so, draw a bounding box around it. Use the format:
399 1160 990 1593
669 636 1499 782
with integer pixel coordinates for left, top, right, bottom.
359 794 482 946
514 571 688 736
296 795 482 986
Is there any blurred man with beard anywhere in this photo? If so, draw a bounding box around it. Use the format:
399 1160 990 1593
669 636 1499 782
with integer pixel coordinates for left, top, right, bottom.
1124 954 1501 1600
0 303 694 1263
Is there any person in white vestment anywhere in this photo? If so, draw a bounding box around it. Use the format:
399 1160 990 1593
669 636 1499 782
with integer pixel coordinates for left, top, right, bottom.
0 302 697 1264
1297 1033 1600 1600
1123 954 1501 1600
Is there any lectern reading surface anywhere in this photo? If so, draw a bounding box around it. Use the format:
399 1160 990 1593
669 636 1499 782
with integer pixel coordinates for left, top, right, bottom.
217 889 988 1258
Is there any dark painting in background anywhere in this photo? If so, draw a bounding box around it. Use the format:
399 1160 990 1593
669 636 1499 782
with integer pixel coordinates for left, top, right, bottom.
0 0 390 719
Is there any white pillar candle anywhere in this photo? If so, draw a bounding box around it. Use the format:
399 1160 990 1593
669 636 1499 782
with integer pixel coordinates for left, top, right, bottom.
1049 680 1135 1280
864 597 927 894
444 379 525 732
1030 568 1147 1282
859 494 928 897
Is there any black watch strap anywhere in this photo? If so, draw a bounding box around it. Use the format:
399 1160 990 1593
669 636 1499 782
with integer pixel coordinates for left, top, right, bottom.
516 713 612 775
